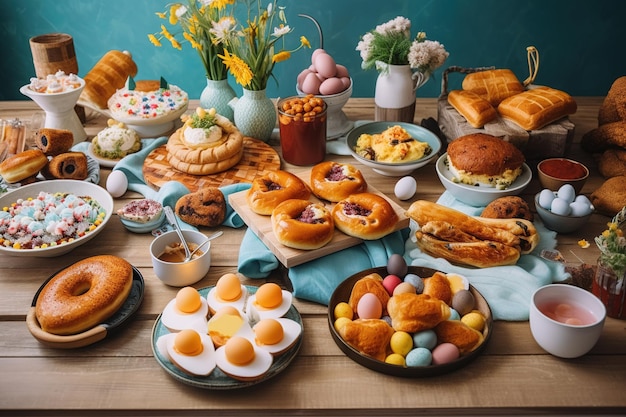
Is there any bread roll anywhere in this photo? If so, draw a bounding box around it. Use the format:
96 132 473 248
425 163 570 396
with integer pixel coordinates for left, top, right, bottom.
336 319 394 361
434 320 484 354
447 89 498 128
270 199 334 250
0 149 48 183
497 86 577 131
598 76 626 125
80 50 138 109
41 152 88 180
461 69 524 106
387 293 451 333
332 193 398 240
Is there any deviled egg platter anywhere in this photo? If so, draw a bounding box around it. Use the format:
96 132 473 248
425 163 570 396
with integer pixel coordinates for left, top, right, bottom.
154 273 302 383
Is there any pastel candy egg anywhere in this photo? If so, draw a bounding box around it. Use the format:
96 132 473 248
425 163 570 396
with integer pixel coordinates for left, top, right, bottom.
462 311 486 332
387 254 408 277
405 347 432 367
390 331 414 356
404 274 424 293
452 289 475 316
382 274 403 295
412 329 437 350
356 293 382 319
393 282 417 296
432 342 460 365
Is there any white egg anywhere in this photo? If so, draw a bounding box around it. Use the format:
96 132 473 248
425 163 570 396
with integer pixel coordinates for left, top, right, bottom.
105 170 128 198
394 176 417 201
574 194 592 206
161 296 209 332
551 197 572 216
557 184 576 203
215 338 273 381
246 290 293 322
538 189 556 209
164 332 217 376
206 285 249 314
570 201 593 217
253 318 302 356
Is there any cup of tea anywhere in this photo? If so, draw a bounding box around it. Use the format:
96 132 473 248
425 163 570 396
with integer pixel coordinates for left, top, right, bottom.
529 284 606 358
278 95 327 166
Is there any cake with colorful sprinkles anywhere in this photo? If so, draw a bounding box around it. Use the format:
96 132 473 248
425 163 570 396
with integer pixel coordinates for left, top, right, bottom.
107 77 188 121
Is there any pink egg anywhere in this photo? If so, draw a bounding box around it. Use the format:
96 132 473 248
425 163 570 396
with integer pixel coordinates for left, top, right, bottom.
382 274 403 296
336 64 350 78
319 77 345 95
313 53 337 78
432 343 460 365
311 48 326 64
340 77 352 90
300 72 321 94
357 293 383 319
297 69 312 90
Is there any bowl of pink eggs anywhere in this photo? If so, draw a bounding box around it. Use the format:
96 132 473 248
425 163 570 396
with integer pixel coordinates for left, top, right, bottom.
535 184 594 234
296 48 354 139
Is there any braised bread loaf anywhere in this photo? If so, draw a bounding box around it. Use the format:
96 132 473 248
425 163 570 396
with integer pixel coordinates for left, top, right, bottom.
447 90 498 128
461 69 524 106
497 86 577 131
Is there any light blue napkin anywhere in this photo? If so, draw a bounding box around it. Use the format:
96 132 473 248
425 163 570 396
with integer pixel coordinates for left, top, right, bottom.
73 138 249 230
238 228 410 305
404 191 570 321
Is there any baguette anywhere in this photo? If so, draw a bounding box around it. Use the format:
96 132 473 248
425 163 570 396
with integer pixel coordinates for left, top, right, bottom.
497 86 577 131
448 90 498 128
461 69 524 106
415 231 521 268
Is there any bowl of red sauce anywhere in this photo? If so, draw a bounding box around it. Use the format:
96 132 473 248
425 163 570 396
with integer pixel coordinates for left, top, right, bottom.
537 158 589 194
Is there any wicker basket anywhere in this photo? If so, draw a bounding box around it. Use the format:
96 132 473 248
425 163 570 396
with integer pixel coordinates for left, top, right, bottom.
29 33 78 79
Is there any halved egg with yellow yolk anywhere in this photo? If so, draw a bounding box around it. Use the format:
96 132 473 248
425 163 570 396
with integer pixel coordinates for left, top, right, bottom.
161 287 209 332
446 273 469 294
215 336 273 381
253 318 302 356
246 283 293 322
160 329 216 377
206 273 248 314
207 306 255 347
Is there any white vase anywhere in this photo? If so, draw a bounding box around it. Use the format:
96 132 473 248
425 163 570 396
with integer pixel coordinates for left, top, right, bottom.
374 62 429 123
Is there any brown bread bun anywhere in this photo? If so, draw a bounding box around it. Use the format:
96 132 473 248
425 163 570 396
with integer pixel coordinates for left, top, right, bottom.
271 199 334 250
0 149 48 183
332 193 398 240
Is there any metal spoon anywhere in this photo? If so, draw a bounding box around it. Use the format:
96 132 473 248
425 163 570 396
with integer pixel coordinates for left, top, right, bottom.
163 206 192 262
186 230 223 261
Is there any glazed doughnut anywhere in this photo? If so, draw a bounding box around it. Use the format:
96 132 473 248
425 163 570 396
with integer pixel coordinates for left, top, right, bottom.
310 161 368 202
35 255 134 335
0 149 48 183
247 170 311 215
271 199 334 250
332 193 398 240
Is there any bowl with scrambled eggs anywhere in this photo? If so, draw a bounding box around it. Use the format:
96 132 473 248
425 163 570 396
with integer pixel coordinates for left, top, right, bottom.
347 122 441 176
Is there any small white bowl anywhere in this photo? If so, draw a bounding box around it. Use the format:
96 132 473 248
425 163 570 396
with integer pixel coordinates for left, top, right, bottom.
120 210 165 234
435 154 532 207
296 79 354 139
530 284 606 358
347 121 441 176
150 230 211 287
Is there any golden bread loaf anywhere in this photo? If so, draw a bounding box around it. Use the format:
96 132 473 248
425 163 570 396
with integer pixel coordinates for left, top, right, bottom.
598 148 626 178
447 89 498 128
336 319 394 361
461 69 524 106
80 50 138 109
598 76 626 125
581 121 626 153
434 320 484 354
481 196 534 222
0 149 48 183
271 199 335 250
497 86 577 131
387 293 451 333
590 175 626 216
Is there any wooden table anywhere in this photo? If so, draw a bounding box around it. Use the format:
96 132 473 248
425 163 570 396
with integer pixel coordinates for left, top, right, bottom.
1 98 625 416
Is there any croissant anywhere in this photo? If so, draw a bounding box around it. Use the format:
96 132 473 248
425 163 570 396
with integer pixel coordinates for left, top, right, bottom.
337 319 394 361
387 293 451 333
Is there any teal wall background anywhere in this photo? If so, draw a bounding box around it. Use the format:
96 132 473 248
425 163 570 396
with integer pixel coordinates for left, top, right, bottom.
1 0 625 101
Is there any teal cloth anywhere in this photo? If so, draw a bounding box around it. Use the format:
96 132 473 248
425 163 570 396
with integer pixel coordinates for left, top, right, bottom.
404 191 570 321
238 228 409 305
73 138 249 230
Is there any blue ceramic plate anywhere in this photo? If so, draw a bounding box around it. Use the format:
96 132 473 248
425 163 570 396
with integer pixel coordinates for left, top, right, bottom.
151 285 303 389
120 210 165 234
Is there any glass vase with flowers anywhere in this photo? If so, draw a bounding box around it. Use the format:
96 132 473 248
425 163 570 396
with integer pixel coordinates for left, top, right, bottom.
217 0 310 142
149 0 237 120
593 206 626 319
356 16 449 122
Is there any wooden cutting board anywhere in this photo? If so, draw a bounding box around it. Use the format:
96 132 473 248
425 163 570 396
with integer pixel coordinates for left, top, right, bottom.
142 137 280 191
228 172 410 268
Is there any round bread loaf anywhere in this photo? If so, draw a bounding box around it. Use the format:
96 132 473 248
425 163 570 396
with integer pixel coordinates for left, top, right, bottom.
247 170 311 215
332 193 398 240
447 133 525 177
271 199 334 250
35 255 134 335
175 188 226 227
480 196 534 221
310 161 367 202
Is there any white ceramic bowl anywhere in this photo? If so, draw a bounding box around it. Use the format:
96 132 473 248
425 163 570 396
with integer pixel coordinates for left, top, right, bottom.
0 180 113 257
347 121 442 176
534 192 593 234
530 284 606 358
120 210 165 234
150 230 211 287
435 154 532 207
296 79 354 139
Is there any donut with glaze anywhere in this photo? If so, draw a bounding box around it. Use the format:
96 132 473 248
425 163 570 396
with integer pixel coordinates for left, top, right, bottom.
247 170 311 215
0 149 48 183
35 255 134 335
271 199 334 250
332 193 398 240
310 161 367 202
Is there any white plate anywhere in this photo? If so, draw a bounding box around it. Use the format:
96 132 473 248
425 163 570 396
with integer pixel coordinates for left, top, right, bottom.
0 180 113 257
87 142 125 168
435 153 532 207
